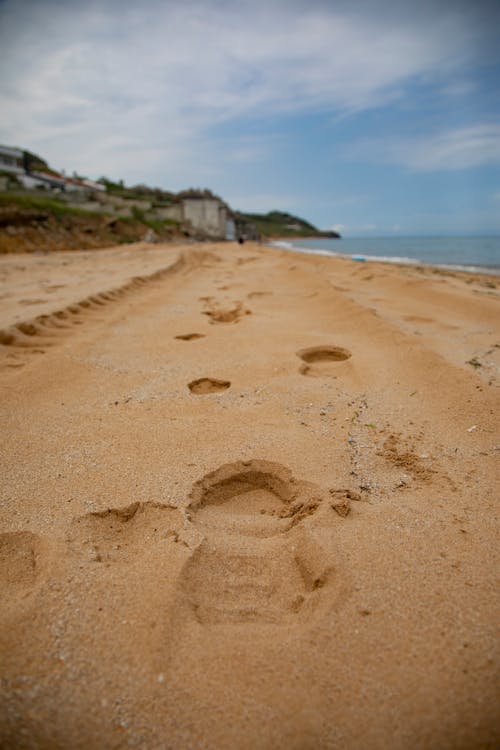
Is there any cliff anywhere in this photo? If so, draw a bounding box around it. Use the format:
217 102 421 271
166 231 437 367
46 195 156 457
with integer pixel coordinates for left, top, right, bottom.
0 146 341 250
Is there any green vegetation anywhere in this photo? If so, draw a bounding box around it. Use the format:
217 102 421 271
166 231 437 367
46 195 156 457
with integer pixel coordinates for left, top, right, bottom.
1 145 335 241
0 191 184 254
98 177 176 204
0 192 104 220
0 170 18 179
177 187 225 202
129 206 179 233
23 149 49 172
0 193 179 237
237 210 337 238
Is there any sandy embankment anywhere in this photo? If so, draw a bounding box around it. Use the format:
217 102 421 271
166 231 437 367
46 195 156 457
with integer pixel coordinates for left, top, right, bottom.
0 241 498 749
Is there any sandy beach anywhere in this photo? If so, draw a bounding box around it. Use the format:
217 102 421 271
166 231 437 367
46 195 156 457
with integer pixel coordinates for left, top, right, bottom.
0 240 498 749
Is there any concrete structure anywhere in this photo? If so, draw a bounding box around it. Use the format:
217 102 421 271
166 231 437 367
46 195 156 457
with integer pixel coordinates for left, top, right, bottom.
18 173 53 190
0 143 237 241
183 198 227 237
0 146 24 174
82 178 105 192
17 171 72 191
17 171 103 196
225 217 236 241
162 197 231 238
161 204 184 223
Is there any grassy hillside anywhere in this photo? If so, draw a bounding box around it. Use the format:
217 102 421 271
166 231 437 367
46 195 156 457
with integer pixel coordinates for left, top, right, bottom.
97 178 176 206
0 192 181 254
0 192 104 220
0 144 340 244
237 210 339 238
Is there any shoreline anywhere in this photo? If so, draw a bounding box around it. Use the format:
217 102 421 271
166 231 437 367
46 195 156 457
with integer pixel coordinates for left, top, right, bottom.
271 237 500 277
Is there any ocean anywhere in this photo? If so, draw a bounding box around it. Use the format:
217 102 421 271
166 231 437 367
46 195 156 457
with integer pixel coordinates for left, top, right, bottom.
272 236 500 274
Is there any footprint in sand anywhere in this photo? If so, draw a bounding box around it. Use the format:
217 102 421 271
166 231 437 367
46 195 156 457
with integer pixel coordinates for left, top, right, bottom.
50 463 349 631
188 378 231 395
175 333 206 341
179 460 337 626
202 298 251 324
247 291 273 299
297 345 351 377
0 531 47 590
67 502 181 563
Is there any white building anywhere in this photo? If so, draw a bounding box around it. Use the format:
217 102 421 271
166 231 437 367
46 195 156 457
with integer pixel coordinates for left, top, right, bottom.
82 178 106 192
225 216 236 241
0 145 24 174
17 173 49 190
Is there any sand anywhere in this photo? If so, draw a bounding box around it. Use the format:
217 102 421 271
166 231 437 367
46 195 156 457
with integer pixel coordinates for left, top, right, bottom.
0 241 498 749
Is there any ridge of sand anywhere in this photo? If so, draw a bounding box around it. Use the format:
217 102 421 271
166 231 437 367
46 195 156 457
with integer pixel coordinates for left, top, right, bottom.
0 245 219 370
0 241 498 749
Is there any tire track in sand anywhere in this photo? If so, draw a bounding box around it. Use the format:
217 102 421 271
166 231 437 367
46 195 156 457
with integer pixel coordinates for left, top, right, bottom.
0 250 218 371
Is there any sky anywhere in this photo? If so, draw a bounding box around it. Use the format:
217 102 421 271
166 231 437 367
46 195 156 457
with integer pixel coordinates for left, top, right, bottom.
0 0 499 236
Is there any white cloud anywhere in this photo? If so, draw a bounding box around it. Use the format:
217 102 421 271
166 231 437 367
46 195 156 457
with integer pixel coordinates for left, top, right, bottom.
0 0 489 184
405 125 500 171
348 124 500 171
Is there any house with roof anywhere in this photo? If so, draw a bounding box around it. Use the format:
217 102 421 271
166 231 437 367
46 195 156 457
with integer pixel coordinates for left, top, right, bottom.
0 144 106 195
0 145 24 175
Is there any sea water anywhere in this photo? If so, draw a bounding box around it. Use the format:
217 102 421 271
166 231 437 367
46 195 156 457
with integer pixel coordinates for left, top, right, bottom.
273 236 500 274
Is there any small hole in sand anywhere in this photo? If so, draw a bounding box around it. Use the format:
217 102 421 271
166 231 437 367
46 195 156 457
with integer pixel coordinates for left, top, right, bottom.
297 346 351 363
175 333 206 341
188 378 231 394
